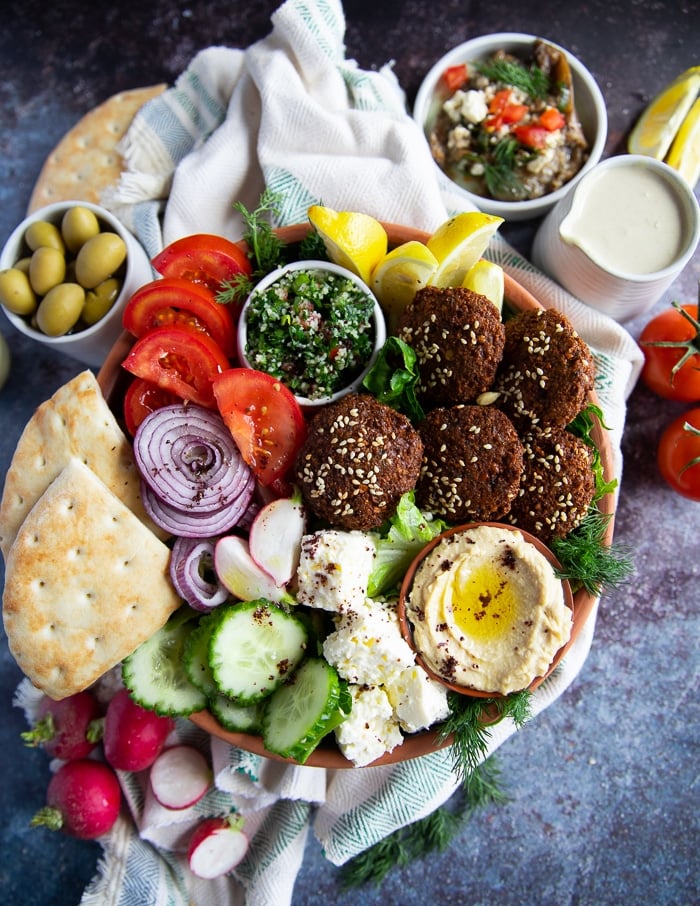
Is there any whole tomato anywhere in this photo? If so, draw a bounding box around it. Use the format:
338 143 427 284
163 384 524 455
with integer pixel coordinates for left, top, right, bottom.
639 302 700 402
657 407 700 501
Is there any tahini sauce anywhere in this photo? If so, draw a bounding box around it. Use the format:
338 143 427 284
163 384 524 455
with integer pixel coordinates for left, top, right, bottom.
560 165 686 274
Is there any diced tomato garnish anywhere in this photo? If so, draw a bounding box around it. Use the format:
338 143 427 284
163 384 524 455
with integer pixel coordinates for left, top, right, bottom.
513 124 549 149
123 277 237 357
212 368 307 487
442 63 468 92
151 234 252 295
539 106 567 131
122 325 229 409
123 377 179 436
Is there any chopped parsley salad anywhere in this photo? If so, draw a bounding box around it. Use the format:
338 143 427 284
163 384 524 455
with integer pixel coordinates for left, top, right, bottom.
242 266 376 400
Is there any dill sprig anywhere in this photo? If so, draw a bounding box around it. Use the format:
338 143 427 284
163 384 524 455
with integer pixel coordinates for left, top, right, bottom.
338 755 508 888
216 189 287 307
475 58 550 100
552 508 634 596
483 136 528 200
437 690 532 787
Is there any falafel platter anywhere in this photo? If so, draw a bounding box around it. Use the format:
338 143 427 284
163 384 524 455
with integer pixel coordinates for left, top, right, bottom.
1 203 628 771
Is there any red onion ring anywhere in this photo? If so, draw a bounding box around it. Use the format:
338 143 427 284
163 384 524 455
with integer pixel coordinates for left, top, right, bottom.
170 536 229 611
133 403 251 514
141 475 256 538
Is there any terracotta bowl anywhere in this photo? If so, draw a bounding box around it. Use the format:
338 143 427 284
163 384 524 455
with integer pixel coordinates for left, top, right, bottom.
98 222 616 769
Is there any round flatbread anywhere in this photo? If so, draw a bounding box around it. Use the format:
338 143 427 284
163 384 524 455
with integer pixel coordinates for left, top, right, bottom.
28 84 166 212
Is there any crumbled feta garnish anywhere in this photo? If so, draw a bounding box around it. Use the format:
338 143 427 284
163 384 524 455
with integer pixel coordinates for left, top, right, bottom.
322 599 415 686
296 529 376 613
385 665 450 734
334 685 403 767
443 88 488 124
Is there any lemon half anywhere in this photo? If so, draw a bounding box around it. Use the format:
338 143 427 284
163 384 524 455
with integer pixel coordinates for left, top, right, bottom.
371 241 439 328
426 212 504 288
307 205 388 285
462 259 505 312
628 67 700 161
666 97 700 188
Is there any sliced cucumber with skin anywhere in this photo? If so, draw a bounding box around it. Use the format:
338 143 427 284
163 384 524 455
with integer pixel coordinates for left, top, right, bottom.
262 657 351 763
184 611 222 698
209 693 263 734
209 599 308 705
122 607 208 717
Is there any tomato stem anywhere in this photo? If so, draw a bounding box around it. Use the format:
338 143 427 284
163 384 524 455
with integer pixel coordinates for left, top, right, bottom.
640 300 700 385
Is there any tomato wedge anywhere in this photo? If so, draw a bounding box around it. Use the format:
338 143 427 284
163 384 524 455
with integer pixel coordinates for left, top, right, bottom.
212 368 307 487
123 377 179 436
151 234 252 294
123 277 237 357
122 326 229 409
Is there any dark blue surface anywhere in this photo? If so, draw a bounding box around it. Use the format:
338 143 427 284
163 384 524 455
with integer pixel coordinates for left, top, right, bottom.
1 2 699 904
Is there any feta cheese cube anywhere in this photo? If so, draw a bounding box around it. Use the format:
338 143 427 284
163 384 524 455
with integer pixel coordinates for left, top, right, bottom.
296 530 376 613
322 599 415 686
385 665 450 733
335 685 403 767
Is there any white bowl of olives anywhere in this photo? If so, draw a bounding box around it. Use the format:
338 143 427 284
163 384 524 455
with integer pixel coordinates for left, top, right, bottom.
0 201 153 367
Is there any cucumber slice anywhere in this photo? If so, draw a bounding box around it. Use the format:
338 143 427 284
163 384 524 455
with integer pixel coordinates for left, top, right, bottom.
183 611 221 698
209 599 308 704
209 693 262 734
122 607 208 716
262 658 351 763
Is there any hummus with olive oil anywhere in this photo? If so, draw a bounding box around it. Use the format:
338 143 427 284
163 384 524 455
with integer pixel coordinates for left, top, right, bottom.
405 525 572 694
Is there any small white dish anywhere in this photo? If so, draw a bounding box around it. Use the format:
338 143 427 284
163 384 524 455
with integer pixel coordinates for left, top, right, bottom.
238 260 386 409
0 201 153 367
413 33 608 221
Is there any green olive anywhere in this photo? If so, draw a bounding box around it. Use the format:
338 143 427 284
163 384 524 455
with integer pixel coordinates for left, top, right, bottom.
24 220 66 254
61 206 100 254
14 256 31 275
0 330 10 391
29 246 66 296
75 232 127 289
36 283 85 337
82 277 121 325
0 267 38 316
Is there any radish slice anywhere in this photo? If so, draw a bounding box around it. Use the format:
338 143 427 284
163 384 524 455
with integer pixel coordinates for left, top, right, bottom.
187 815 249 879
150 745 211 810
248 494 306 585
214 535 292 603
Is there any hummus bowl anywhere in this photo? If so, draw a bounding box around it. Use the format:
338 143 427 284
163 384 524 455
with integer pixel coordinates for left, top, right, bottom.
98 221 616 769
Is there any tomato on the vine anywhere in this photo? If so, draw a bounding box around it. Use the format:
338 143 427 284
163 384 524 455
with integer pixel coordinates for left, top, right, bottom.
657 407 700 501
639 302 700 401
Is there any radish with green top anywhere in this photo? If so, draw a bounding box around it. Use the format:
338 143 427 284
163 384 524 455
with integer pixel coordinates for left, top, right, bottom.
103 688 175 772
187 815 248 879
150 745 211 810
30 759 121 839
21 690 103 760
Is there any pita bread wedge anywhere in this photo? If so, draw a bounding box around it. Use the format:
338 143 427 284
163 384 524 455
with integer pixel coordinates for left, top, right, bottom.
0 369 166 560
3 458 181 700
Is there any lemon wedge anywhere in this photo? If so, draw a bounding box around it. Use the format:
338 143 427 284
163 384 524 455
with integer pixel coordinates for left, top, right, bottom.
370 241 439 328
426 212 504 288
462 259 505 312
307 205 388 285
665 97 700 188
628 67 700 161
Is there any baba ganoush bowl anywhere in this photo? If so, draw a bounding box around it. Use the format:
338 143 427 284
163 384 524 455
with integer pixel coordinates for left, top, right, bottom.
98 221 615 769
413 33 607 221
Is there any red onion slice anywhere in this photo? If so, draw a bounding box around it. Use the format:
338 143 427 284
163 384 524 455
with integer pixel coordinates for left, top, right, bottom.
170 536 229 611
134 403 251 514
141 475 256 538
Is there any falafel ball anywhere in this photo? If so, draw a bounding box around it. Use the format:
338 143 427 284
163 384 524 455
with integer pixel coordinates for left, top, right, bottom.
506 426 596 542
294 392 423 531
495 307 595 429
397 286 505 408
415 404 523 522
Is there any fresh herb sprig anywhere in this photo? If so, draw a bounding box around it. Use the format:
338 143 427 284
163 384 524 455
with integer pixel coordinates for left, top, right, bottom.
552 508 634 596
339 755 508 888
475 59 550 100
216 189 287 307
483 136 528 200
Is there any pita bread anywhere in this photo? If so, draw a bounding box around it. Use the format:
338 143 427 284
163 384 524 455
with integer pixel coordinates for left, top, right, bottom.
2 458 181 700
28 84 166 212
0 369 166 560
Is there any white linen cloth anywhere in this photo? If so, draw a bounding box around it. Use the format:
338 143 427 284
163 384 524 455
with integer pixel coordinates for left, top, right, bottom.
92 1 644 903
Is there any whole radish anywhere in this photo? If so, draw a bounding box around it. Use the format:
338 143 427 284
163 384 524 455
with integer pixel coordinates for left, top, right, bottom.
103 688 174 772
21 690 103 760
187 815 249 879
30 759 121 839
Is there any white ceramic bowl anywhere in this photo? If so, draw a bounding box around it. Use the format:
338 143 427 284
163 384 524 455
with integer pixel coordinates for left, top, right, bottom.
0 201 153 367
413 33 608 221
237 259 386 409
